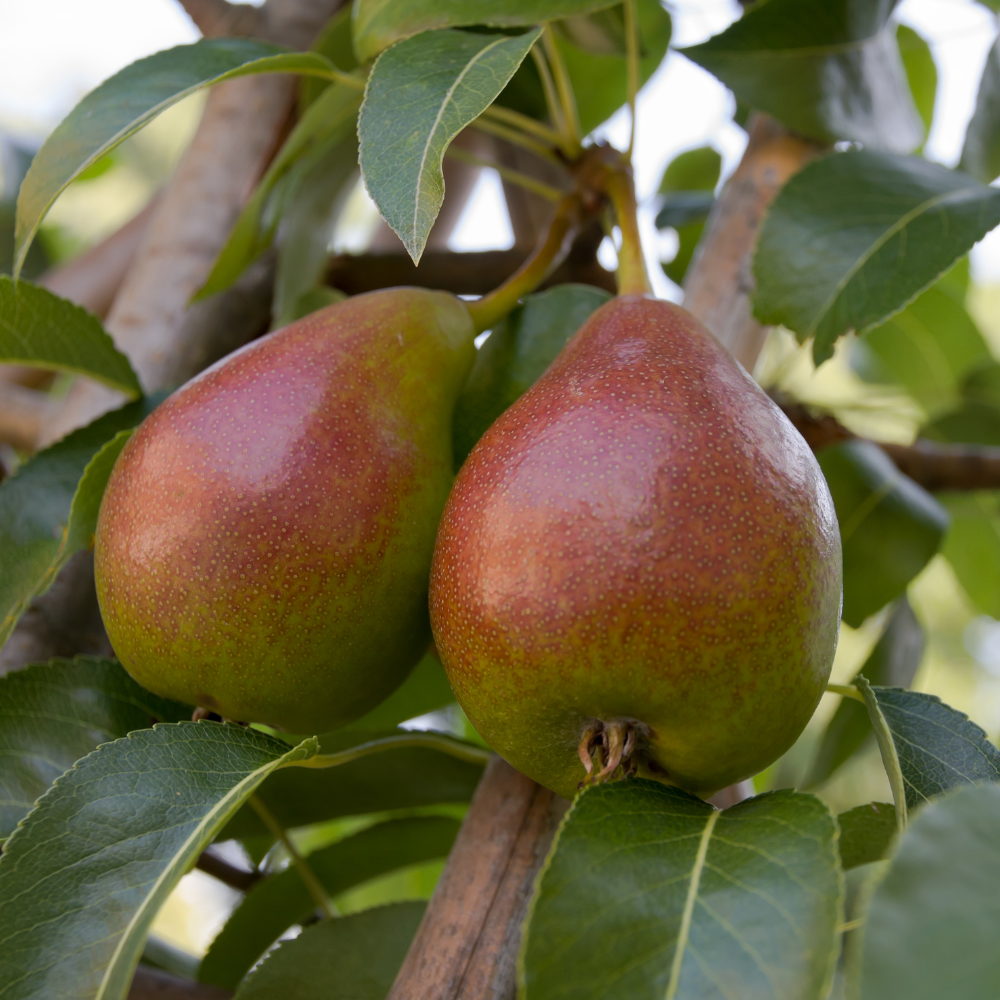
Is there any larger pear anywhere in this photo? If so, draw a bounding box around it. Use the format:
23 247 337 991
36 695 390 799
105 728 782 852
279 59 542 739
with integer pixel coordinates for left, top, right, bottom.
95 288 474 733
430 296 842 798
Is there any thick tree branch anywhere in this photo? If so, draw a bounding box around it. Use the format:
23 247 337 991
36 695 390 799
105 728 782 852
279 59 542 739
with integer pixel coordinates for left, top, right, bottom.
176 0 261 37
129 967 231 1000
0 380 60 451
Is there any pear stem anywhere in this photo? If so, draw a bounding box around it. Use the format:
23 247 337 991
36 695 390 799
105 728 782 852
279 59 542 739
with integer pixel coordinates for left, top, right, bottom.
465 193 581 333
603 166 652 297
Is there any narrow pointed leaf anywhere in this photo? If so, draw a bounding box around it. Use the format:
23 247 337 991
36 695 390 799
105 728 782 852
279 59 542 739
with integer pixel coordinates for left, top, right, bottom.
897 25 937 137
521 780 841 1000
0 723 317 1000
837 802 897 870
15 39 340 274
0 278 140 395
753 150 1000 363
359 28 541 263
960 36 1000 183
0 657 190 839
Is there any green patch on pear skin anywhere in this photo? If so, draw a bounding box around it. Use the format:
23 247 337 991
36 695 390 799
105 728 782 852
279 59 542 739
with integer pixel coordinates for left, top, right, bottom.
95 288 475 734
430 296 842 799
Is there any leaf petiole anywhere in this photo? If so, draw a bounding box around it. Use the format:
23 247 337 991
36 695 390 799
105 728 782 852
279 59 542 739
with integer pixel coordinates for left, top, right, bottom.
445 145 564 202
471 116 563 166
541 27 582 156
826 682 865 702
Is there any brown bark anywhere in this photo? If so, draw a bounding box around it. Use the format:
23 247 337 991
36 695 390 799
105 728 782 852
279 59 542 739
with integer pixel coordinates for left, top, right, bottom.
387 757 568 1000
195 847 262 893
0 380 60 452
129 967 231 1000
176 0 261 37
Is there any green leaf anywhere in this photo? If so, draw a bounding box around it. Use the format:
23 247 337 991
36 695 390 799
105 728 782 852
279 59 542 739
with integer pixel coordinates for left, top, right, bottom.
0 397 155 649
808 598 924 788
342 652 456 732
658 146 723 196
861 682 1000 811
352 0 617 63
851 783 1000 1000
358 28 541 264
299 6 358 112
0 723 317 1000
453 283 611 464
939 492 1000 616
198 80 362 301
682 0 922 152
233 902 425 999
837 802 897 871
0 277 141 395
0 657 190 840
520 780 842 1000
896 25 937 138
817 441 949 627
960 36 1000 183
200 816 457 989
15 39 342 276
753 150 1000 363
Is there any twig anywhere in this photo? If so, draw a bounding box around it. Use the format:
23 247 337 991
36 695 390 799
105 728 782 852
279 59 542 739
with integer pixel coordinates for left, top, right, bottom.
195 847 263 893
129 966 232 1000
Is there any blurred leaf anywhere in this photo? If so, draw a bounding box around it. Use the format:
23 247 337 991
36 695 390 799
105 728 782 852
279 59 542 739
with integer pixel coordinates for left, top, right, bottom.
299 6 358 112
658 145 722 195
0 657 190 840
860 682 1000 811
283 286 346 325
655 192 715 229
453 283 611 464
753 150 1000 364
201 816 457 989
654 151 720 286
939 492 1000 617
233 902 425 1000
682 0 922 152
896 24 937 138
359 28 540 264
0 723 316 1000
15 39 342 275
352 0 618 62
661 221 705 287
342 652 456 731
960 35 1000 183
850 783 1000 1000
0 277 141 395
521 780 841 1000
838 802 897 870
808 598 924 788
198 81 361 300
817 441 949 627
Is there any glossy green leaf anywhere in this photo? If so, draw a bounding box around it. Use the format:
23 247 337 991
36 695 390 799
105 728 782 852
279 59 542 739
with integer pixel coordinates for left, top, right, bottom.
753 150 1000 363
352 0 617 62
15 39 342 276
837 802 897 870
0 277 140 395
342 652 456 732
521 780 842 1000
0 397 155 648
453 283 611 464
0 723 316 1000
851 783 1000 1000
358 28 541 263
861 683 1000 810
896 24 937 138
234 902 425 1000
817 441 949 626
939 492 1000 616
682 0 922 152
808 598 923 788
0 657 190 839
201 816 458 989
960 35 1000 183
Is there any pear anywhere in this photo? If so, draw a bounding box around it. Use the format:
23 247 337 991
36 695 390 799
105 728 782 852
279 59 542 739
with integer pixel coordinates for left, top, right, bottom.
95 288 475 733
430 296 842 798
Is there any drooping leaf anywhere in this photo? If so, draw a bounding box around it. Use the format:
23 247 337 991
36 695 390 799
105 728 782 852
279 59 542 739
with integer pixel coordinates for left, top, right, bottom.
358 28 541 263
753 150 1000 363
959 35 1000 183
201 816 458 989
0 657 190 840
453 283 612 464
837 802 897 870
352 0 617 63
521 780 842 1000
851 783 1000 1000
808 598 924 788
0 277 140 395
682 0 922 152
896 24 937 138
0 723 317 1000
939 491 1000 617
817 441 949 627
233 902 426 1000
342 652 456 731
15 39 342 275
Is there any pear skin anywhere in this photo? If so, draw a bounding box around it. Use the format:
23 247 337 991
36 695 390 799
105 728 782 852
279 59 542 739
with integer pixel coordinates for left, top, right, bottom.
95 288 475 733
430 296 842 798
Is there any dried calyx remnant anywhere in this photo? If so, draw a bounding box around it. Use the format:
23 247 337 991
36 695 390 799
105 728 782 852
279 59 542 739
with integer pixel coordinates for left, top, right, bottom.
577 719 644 787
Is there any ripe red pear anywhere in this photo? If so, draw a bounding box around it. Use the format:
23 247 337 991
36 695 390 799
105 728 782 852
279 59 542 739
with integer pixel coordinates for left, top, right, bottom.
95 288 475 733
430 296 842 798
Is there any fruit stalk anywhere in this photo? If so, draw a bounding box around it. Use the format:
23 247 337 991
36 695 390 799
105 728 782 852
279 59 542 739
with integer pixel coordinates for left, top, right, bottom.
602 165 652 297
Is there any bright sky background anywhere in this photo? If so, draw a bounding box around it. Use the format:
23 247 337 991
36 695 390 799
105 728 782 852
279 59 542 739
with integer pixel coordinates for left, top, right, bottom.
0 0 998 298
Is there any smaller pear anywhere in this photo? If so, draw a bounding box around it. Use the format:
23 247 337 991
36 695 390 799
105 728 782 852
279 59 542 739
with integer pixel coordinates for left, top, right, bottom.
95 288 475 733
430 296 842 799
